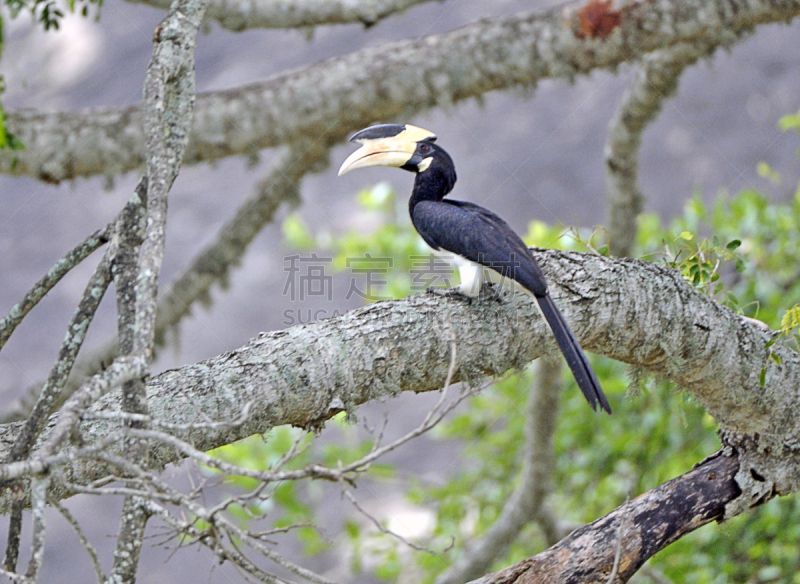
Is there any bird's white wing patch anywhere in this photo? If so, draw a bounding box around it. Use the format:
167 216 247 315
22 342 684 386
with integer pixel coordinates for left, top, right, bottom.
453 255 483 297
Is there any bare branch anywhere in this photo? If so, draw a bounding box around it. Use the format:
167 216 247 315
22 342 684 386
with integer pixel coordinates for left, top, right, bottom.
24 476 48 581
0 228 109 351
6 138 333 430
4 0 799 182
0 434 129 482
0 567 30 583
136 0 207 361
343 489 452 554
1 239 118 576
107 0 208 578
39 355 148 458
0 190 146 425
605 41 725 257
131 475 335 584
6 248 115 465
2 502 23 572
0 251 795 518
109 180 149 584
51 500 106 584
639 564 676 584
605 503 626 584
464 453 740 584
118 372 481 487
124 0 438 31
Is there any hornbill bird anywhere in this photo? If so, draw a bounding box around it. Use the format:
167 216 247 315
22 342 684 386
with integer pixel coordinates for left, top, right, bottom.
338 124 611 414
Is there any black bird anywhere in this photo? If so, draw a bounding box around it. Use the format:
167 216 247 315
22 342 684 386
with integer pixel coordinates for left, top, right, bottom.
338 124 611 414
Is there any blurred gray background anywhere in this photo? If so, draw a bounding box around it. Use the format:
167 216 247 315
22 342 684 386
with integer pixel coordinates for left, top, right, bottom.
0 0 799 581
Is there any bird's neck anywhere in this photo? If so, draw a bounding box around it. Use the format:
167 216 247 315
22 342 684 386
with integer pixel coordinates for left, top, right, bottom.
409 167 456 214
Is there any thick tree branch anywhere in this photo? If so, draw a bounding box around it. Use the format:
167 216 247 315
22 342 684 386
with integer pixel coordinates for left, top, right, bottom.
464 452 741 584
137 0 206 360
0 251 794 516
4 0 798 182
125 0 438 31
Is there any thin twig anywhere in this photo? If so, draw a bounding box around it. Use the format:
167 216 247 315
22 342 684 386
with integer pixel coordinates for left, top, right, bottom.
606 514 626 584
80 401 253 431
0 227 109 351
640 564 676 584
343 489 453 554
24 476 49 581
141 477 331 584
6 249 115 464
51 499 106 584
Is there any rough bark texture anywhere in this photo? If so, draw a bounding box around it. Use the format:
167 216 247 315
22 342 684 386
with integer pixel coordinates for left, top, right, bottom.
0 251 795 520
124 0 438 31
3 0 798 182
465 452 741 584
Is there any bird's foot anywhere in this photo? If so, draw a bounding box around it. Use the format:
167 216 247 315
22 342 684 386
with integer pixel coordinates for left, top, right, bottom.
427 286 474 304
480 282 506 303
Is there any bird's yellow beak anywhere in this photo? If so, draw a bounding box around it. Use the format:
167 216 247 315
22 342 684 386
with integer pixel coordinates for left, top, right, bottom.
338 124 436 176
337 138 416 176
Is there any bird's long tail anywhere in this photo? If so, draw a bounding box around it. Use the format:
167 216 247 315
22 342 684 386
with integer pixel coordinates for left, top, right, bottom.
535 294 611 414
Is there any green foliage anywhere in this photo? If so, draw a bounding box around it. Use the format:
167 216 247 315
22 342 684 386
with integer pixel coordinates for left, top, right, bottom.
0 97 24 152
0 0 104 157
642 223 745 309
636 186 800 328
205 428 330 555
5 0 101 30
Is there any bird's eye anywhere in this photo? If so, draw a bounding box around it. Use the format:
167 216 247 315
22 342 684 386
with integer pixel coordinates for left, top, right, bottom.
419 143 431 154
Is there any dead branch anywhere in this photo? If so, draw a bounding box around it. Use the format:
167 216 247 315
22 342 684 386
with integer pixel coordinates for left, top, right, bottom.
465 452 740 584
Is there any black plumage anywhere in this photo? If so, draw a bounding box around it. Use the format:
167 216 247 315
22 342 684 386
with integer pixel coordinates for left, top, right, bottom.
339 124 611 414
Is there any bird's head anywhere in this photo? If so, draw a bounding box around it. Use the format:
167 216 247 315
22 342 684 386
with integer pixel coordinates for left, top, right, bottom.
338 124 447 176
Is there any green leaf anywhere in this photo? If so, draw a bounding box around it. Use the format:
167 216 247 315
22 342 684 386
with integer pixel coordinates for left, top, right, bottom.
282 213 315 249
779 112 800 131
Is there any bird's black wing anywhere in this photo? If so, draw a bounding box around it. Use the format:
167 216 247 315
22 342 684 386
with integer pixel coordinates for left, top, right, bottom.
412 199 548 296
412 199 611 414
